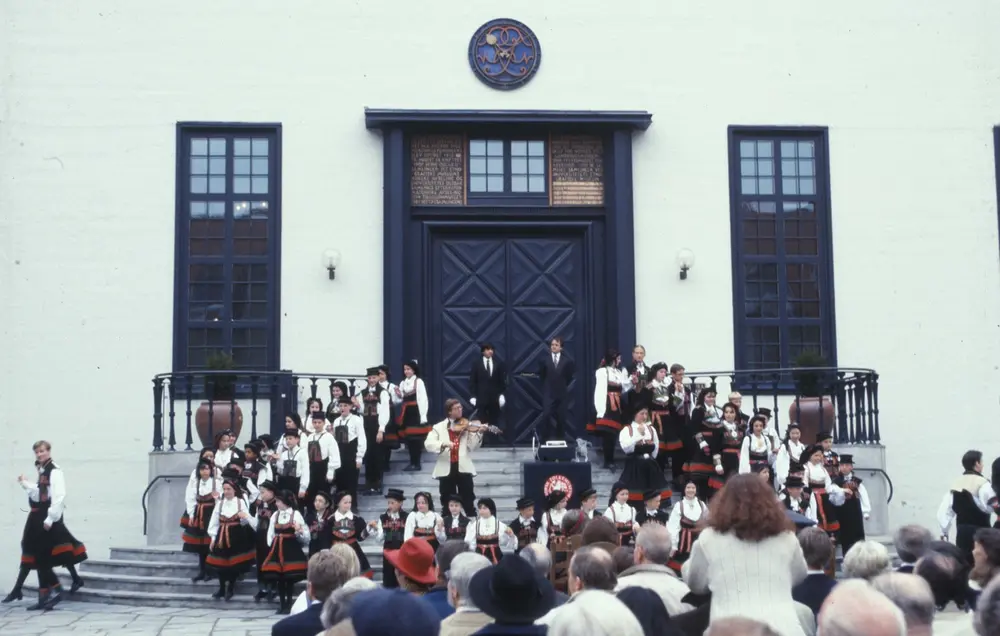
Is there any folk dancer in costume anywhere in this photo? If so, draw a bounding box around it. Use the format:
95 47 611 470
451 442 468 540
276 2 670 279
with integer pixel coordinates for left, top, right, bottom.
938 449 996 565
359 367 391 495
329 491 373 578
718 402 744 479
303 411 337 508
465 497 516 564
326 381 350 422
260 490 310 615
817 432 840 478
182 459 221 582
619 407 671 510
833 454 871 557
205 478 257 601
751 463 774 486
579 488 599 520
804 444 846 576
369 489 407 589
604 484 641 546
213 430 245 473
305 491 335 555
666 478 708 575
778 476 817 522
394 359 430 472
302 397 324 433
665 363 693 489
649 362 683 475
774 423 806 491
683 386 725 501
331 396 365 511
275 428 309 502
425 398 483 517
625 344 651 424
543 491 569 550
728 391 751 430
242 441 270 512
252 480 278 602
221 465 257 512
588 348 632 470
11 442 88 610
276 414 306 455
755 407 782 454
189 447 221 482
436 494 471 543
739 415 775 481
637 490 670 526
508 497 545 554
405 491 443 553
469 342 507 431
377 365 401 471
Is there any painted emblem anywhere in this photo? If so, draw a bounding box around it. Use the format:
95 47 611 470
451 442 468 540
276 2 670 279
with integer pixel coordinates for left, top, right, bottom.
468 19 541 90
543 474 573 500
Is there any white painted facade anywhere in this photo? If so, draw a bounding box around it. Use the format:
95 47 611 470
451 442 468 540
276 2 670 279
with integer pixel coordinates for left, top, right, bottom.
2 0 1000 564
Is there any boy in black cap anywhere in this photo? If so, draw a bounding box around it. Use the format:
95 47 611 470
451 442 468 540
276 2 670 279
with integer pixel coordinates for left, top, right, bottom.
636 489 669 526
778 475 816 521
579 488 599 519
833 455 869 556
817 432 839 478
508 497 545 554
358 367 391 494
275 427 309 501
436 494 471 543
303 410 338 508
370 489 407 589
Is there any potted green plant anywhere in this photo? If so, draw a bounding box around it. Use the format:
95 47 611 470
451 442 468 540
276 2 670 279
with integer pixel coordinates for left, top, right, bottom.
788 350 834 445
194 351 244 446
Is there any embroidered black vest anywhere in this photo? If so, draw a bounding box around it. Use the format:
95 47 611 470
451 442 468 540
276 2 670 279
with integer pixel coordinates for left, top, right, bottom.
380 511 408 550
361 385 384 419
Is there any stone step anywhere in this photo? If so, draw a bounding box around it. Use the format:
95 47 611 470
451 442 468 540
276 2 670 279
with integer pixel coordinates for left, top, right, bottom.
57 573 269 596
83 559 200 578
111 547 198 563
20 581 283 610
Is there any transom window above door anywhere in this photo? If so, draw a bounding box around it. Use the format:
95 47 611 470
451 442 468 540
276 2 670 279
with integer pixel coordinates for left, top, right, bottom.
468 138 547 198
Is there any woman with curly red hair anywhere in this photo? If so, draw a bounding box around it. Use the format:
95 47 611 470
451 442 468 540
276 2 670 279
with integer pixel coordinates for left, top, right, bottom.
682 474 808 636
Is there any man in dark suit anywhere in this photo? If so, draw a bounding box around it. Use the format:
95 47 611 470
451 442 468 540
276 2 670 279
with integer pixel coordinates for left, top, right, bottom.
272 551 340 635
469 342 507 430
538 337 575 443
792 526 838 616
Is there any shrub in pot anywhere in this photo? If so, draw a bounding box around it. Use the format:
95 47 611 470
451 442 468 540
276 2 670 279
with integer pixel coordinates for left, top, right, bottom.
788 350 835 444
194 352 244 446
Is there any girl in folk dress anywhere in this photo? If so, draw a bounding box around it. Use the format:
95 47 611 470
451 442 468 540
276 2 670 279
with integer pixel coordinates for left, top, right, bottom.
739 415 775 477
260 490 310 615
394 360 430 472
252 481 278 601
190 447 222 482
405 491 443 553
588 348 634 470
213 430 245 473
803 445 846 540
205 479 257 601
543 491 568 550
305 490 335 555
181 459 221 582
775 423 806 490
304 397 324 431
329 492 373 578
465 498 516 564
618 407 671 510
604 484 641 546
649 362 682 475
718 403 744 479
666 479 709 575
436 494 472 544
684 386 725 501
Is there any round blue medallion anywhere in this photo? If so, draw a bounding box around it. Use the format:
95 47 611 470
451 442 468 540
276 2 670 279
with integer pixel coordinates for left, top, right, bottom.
468 19 542 90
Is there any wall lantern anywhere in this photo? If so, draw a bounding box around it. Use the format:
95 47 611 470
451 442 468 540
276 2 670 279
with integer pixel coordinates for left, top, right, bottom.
323 249 342 280
676 248 695 280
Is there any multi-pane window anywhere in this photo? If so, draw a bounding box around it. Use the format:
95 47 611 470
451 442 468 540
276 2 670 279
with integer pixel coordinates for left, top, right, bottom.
729 131 835 373
468 138 546 196
177 126 280 372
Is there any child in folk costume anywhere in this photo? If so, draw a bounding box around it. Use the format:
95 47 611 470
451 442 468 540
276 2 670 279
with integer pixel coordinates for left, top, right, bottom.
778 476 817 522
619 407 670 510
306 490 335 555
378 365 401 469
405 491 443 553
739 415 775 477
260 490 310 614
359 367 391 494
718 402 744 478
637 490 670 526
751 464 774 491
833 454 871 557
649 362 683 475
755 407 782 453
507 497 545 554
325 381 350 422
604 484 641 546
665 363 693 488
213 430 245 473
818 432 840 478
437 494 472 543
588 348 633 470
394 360 430 472
303 397 324 430
242 441 271 512
275 428 310 502
666 479 708 575
774 423 806 490
543 491 569 550
804 445 846 540
330 396 366 512
252 480 278 601
465 497 516 564
684 386 725 501
182 459 221 582
369 489 408 589
205 479 257 601
303 411 338 508
580 488 599 520
190 447 222 482
222 465 258 511
277 414 306 455
329 491 373 578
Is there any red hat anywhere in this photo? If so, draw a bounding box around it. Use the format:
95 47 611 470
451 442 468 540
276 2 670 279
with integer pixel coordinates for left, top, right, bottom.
383 538 436 586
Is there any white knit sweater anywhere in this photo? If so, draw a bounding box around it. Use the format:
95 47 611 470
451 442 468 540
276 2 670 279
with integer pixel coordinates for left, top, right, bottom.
682 528 808 636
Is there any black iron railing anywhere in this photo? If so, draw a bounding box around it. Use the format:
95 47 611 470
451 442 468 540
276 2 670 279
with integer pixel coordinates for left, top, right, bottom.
684 367 880 444
151 371 366 451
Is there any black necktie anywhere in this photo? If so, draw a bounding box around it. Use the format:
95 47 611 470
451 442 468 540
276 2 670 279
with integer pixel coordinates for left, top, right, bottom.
487 359 492 376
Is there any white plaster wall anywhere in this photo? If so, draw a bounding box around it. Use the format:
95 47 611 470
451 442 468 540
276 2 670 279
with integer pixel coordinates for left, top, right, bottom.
2 0 1000 567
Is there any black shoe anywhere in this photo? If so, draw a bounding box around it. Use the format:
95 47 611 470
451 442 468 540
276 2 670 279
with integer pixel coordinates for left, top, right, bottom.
224 584 234 601
267 588 278 602
211 586 225 600
1 590 23 603
70 579 84 593
26 591 49 611
403 464 419 472
254 589 268 602
42 590 63 610
191 570 209 583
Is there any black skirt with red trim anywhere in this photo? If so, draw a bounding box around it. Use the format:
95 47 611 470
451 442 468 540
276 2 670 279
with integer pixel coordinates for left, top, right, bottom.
398 396 431 440
180 495 216 554
206 516 256 575
621 444 671 508
475 537 504 564
260 524 309 583
587 386 624 435
21 505 88 569
667 517 700 574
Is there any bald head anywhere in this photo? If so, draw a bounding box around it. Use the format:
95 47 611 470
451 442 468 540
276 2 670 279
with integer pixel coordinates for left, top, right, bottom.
818 580 906 636
871 572 934 635
705 617 779 636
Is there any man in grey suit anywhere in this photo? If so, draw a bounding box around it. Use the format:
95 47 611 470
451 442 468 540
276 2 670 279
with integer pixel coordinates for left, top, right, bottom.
538 337 575 443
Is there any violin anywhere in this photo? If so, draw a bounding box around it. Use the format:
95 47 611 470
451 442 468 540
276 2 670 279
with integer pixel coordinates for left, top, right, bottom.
453 418 502 436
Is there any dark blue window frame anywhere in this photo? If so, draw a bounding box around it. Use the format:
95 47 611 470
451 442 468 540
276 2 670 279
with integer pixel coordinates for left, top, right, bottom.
173 122 283 374
465 135 549 206
727 126 838 384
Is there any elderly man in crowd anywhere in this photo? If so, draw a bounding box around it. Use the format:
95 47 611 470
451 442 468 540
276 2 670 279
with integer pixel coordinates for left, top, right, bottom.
320 577 379 636
818 579 907 636
520 543 569 605
894 525 934 573
537 546 618 625
615 524 692 615
975 576 1000 636
547 590 644 636
843 540 892 581
424 539 470 619
439 553 492 636
792 527 838 617
870 572 934 636
273 548 359 636
288 544 361 616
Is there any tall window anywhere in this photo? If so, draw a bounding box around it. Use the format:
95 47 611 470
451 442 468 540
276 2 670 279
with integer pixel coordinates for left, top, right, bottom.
468 138 547 198
728 128 836 374
175 125 282 371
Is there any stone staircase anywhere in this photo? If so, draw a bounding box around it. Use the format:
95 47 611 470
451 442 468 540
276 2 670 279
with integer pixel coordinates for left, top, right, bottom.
24 447 620 608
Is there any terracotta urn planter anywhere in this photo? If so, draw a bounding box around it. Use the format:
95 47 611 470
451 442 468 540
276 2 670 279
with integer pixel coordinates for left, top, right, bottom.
788 396 835 445
195 401 244 447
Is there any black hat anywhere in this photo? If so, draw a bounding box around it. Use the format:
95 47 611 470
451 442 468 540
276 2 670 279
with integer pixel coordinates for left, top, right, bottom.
643 489 662 502
337 396 354 406
444 494 463 506
784 476 805 489
545 491 568 510
404 359 421 376
313 490 333 506
366 367 381 377
804 444 824 460
516 497 535 511
788 460 805 474
284 428 300 438
257 434 275 450
579 488 598 501
477 497 497 517
468 552 557 624
840 454 854 465
259 480 277 493
385 489 406 502
816 431 833 443
311 410 327 420
221 466 241 481
275 490 296 507
756 407 773 417
649 362 669 377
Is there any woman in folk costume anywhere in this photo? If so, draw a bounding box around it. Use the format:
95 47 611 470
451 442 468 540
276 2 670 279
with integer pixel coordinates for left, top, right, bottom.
405 491 443 553
778 476 817 522
437 494 472 544
774 423 806 491
303 410 337 509
543 491 569 550
328 491 373 578
739 415 775 480
604 483 641 546
619 406 671 510
648 362 682 474
666 478 708 575
305 490 335 555
394 359 430 472
182 459 221 582
683 385 725 501
832 454 871 558
465 497 516 564
718 402 744 479
252 480 278 602
625 344 652 423
588 348 633 470
665 363 693 489
260 490 310 614
205 478 257 601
